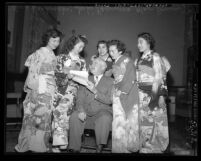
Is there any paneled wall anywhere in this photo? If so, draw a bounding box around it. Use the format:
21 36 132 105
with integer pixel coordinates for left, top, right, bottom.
7 6 24 73
7 5 59 92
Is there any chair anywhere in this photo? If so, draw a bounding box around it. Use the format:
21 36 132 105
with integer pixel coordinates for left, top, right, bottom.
6 81 24 125
6 92 22 125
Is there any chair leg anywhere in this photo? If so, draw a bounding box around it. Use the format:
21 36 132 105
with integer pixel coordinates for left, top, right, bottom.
81 134 85 145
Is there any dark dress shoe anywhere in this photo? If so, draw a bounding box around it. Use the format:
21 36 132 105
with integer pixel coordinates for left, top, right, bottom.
96 145 103 153
14 149 32 153
67 149 80 153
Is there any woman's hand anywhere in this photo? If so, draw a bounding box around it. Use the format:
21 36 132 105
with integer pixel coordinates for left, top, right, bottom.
63 67 71 74
112 65 122 79
105 69 113 77
114 89 121 97
159 96 166 108
67 74 74 79
63 67 76 79
78 112 86 122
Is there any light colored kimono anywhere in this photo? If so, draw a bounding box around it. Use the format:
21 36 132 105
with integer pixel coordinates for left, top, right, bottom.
15 47 57 152
52 54 86 149
135 51 170 153
112 55 140 153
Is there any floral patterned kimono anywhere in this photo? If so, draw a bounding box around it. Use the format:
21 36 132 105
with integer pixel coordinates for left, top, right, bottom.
112 55 140 153
15 47 57 152
52 54 86 149
135 51 170 153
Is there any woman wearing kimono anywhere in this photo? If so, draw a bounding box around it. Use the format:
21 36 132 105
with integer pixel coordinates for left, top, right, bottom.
51 35 88 152
135 32 170 153
14 28 62 153
108 40 140 153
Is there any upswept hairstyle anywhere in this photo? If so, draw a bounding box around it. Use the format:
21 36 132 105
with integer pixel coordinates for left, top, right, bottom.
108 39 126 54
41 28 63 46
137 32 155 51
60 35 88 54
96 40 108 50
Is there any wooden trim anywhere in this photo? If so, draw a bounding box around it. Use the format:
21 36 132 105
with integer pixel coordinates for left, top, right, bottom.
168 86 187 89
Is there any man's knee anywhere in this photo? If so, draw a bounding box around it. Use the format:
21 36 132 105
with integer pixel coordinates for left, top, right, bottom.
69 111 79 123
98 114 112 125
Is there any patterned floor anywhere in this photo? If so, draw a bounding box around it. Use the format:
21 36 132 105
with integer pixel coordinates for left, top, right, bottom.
4 116 196 155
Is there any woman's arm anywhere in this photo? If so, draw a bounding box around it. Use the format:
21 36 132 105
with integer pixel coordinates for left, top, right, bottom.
118 58 136 95
152 53 168 97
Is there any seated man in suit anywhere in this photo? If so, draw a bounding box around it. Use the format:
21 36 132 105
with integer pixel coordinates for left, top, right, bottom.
68 57 113 153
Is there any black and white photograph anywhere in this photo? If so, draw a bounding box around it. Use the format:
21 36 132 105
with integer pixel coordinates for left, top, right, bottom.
5 3 198 156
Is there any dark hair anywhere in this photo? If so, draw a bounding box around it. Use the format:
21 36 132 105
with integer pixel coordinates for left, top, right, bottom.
108 40 126 54
96 40 108 50
137 32 155 50
60 35 88 54
41 28 63 46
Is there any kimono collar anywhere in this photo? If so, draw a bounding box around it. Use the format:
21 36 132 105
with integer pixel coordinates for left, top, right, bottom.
115 55 123 63
100 53 109 61
42 47 54 55
69 52 80 61
141 50 152 59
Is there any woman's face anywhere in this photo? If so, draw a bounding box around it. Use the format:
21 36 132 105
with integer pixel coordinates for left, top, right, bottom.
109 45 121 60
137 37 150 53
72 41 85 55
98 43 108 56
48 37 60 50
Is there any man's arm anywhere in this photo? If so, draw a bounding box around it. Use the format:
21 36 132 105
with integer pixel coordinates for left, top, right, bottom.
94 79 113 105
86 79 113 105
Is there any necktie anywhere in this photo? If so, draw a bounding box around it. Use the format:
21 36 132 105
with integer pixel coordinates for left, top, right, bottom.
95 76 99 86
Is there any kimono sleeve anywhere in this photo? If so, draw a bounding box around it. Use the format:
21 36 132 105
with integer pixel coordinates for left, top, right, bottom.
24 50 44 91
119 58 136 95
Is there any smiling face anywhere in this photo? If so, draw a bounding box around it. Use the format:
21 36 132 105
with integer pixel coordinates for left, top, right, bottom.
71 41 85 55
137 37 150 53
109 45 122 60
47 37 60 50
98 43 108 56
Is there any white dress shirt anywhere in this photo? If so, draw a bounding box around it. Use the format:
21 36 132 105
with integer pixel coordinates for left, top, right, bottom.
94 74 103 86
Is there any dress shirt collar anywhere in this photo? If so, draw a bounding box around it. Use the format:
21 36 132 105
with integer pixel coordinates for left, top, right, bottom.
94 74 103 85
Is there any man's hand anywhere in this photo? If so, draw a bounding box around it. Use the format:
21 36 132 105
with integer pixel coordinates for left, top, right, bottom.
78 112 86 122
86 81 97 94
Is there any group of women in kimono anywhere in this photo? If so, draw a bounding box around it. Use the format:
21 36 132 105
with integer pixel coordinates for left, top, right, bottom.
14 28 171 154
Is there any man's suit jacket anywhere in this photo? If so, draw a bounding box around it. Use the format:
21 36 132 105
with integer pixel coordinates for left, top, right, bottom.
75 75 114 116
